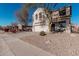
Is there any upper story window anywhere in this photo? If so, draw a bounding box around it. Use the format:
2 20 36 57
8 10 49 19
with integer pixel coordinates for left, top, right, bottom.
35 14 38 20
43 14 45 19
39 12 42 18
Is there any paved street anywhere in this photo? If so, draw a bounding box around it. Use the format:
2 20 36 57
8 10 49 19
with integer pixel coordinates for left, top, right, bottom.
0 31 52 56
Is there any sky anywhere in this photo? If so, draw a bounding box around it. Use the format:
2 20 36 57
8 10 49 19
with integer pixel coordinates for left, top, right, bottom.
71 3 79 25
0 3 79 26
0 3 22 26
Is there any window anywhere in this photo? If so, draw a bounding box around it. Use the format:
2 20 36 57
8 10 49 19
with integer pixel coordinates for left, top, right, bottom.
39 12 42 18
35 14 38 20
59 9 66 16
43 15 45 19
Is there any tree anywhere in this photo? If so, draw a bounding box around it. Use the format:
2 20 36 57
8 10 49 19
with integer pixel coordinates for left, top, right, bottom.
16 9 28 25
16 3 58 27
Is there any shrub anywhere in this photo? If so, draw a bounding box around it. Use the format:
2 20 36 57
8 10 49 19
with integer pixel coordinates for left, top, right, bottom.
40 31 46 36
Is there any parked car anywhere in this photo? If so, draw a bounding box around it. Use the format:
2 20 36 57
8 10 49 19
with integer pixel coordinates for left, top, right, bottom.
10 29 17 33
3 27 9 32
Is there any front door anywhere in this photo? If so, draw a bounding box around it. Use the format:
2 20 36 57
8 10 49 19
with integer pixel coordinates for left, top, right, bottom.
51 23 55 32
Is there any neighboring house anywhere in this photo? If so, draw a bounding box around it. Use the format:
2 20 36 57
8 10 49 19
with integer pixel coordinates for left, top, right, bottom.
71 25 79 33
17 23 32 31
18 23 23 30
51 6 71 33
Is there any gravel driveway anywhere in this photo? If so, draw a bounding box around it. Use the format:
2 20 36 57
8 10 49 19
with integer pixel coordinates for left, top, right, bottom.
21 32 79 56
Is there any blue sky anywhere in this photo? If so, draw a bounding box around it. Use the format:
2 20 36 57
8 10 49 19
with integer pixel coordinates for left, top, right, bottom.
0 3 79 26
0 3 22 26
71 3 79 25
